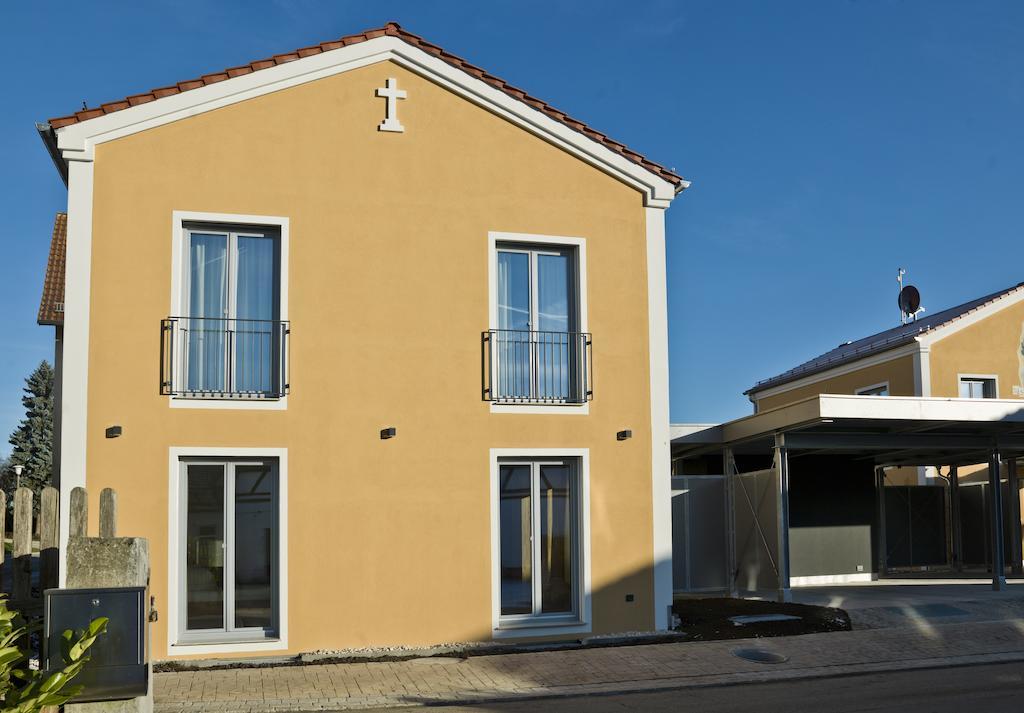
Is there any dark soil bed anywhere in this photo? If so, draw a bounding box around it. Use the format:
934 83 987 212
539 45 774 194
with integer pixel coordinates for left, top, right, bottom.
673 597 851 641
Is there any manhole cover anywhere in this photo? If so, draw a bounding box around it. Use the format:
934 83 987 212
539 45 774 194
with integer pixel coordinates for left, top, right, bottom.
732 648 789 664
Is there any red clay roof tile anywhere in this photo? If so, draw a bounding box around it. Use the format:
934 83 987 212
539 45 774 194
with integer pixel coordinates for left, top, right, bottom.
46 22 683 187
38 213 67 326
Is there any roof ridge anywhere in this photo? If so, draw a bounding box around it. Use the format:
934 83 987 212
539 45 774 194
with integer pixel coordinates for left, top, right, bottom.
45 22 684 187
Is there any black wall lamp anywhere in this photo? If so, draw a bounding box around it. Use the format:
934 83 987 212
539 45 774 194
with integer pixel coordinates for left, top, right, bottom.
380 427 397 440
105 426 123 439
616 429 632 441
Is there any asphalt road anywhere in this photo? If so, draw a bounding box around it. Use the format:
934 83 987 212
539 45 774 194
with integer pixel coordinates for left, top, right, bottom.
367 661 1024 712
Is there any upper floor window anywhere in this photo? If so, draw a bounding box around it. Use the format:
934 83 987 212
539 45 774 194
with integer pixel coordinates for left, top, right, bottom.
486 240 592 405
163 222 288 400
856 383 889 396
959 376 997 399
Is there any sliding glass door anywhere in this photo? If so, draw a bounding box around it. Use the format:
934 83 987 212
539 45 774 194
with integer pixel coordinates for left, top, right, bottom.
184 226 280 396
181 459 279 641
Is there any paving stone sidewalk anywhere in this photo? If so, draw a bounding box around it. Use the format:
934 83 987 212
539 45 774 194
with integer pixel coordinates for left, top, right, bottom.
154 620 1024 712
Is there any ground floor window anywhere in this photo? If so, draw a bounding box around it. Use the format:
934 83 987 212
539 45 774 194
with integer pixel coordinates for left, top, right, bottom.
179 457 280 643
959 376 997 399
497 456 581 624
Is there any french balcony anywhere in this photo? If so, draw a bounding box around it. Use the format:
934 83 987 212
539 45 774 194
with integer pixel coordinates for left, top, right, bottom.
483 329 593 405
161 317 290 399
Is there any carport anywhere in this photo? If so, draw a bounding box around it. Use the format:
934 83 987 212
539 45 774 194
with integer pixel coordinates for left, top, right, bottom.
672 394 1024 601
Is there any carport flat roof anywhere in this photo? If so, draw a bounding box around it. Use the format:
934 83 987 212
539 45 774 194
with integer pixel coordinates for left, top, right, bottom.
673 395 1024 467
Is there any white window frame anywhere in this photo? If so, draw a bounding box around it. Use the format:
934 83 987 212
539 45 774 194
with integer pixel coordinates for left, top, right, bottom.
489 448 591 638
169 211 289 410
958 373 999 399
167 447 288 656
487 232 589 415
855 381 890 396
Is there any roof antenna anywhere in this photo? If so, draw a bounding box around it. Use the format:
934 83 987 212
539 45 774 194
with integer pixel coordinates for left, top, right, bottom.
897 267 925 325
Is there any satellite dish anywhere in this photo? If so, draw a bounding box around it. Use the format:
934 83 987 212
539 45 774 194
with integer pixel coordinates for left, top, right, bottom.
898 285 921 316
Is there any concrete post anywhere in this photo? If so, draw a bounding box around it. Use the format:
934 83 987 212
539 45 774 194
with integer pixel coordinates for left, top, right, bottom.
99 489 117 539
989 449 1007 591
13 487 33 602
1008 458 1023 577
949 465 963 573
65 537 152 713
774 433 792 603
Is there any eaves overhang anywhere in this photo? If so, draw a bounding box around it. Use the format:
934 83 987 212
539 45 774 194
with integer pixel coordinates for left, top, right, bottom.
44 28 687 207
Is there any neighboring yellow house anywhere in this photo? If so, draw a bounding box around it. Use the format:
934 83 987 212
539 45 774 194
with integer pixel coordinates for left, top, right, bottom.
35 23 687 659
745 281 1024 497
747 282 1024 415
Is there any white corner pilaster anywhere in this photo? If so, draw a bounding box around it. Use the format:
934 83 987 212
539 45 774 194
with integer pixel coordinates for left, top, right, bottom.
913 341 932 398
645 206 672 630
913 341 932 484
58 157 94 585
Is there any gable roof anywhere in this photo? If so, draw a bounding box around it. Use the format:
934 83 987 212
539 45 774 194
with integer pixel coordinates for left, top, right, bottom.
44 22 685 191
38 212 67 326
746 282 1024 396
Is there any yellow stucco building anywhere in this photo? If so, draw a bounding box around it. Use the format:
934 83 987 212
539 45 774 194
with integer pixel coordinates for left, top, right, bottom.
35 23 687 659
747 282 1024 415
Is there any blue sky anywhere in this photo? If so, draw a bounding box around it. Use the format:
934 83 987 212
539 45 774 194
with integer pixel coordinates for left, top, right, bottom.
2 1 1024 453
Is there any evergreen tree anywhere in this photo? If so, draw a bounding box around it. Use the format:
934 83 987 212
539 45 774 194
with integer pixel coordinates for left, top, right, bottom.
6 361 54 496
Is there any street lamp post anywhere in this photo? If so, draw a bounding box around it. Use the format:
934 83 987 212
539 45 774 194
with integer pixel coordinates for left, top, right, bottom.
12 464 23 490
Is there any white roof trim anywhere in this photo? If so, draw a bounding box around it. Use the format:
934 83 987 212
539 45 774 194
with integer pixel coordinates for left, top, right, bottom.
917 285 1024 348
749 342 919 401
677 393 1024 447
54 36 682 207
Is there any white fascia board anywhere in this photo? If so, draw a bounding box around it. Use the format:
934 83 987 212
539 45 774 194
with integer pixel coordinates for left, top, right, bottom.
670 424 718 440
749 342 920 403
53 37 681 206
718 398 827 444
681 393 1024 451
818 393 1024 424
684 393 1024 449
916 286 1024 348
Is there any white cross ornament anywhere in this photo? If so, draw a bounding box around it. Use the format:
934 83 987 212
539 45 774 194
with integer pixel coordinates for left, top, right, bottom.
375 77 407 133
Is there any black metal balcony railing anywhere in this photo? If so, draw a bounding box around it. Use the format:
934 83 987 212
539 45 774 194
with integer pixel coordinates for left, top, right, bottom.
483 329 593 405
161 317 290 399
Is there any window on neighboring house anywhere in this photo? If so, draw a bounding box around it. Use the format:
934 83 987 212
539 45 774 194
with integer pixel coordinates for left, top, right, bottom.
959 377 997 399
165 224 287 399
490 242 590 404
498 457 581 625
856 383 889 396
180 458 280 643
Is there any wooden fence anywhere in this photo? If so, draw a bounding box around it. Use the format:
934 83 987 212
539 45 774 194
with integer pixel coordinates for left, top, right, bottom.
0 485 117 612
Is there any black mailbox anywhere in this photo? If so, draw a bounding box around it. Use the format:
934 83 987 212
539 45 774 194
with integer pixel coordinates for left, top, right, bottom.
44 587 148 702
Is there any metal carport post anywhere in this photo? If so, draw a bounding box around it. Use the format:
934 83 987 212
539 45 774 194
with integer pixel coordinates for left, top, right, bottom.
1009 457 1023 578
774 433 791 603
990 446 1007 590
